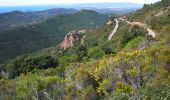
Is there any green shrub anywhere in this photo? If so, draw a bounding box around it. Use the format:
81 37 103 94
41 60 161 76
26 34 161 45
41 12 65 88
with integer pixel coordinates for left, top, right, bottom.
87 47 105 60
16 73 39 100
5 55 59 78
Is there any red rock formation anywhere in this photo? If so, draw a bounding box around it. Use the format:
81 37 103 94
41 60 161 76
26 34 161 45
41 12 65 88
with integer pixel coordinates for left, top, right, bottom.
60 31 78 50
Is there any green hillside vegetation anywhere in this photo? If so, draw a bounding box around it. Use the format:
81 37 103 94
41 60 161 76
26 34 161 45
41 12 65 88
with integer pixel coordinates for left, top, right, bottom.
0 10 109 63
0 8 77 32
126 0 170 33
0 0 170 99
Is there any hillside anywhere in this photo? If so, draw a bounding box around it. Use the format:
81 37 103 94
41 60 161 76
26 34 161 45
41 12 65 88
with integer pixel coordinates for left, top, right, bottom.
0 8 77 32
126 0 170 32
0 0 170 100
0 10 109 63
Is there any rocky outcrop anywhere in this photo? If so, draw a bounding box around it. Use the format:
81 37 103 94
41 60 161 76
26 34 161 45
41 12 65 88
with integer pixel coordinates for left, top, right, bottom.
60 31 79 50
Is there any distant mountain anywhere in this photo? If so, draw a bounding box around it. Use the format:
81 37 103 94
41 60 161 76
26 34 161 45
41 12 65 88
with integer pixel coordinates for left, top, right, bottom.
0 2 143 14
0 2 142 32
71 2 143 9
0 8 77 31
84 8 139 15
0 10 109 63
0 3 143 13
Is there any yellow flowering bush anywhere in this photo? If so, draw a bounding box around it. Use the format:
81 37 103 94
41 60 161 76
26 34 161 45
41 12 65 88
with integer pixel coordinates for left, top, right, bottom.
113 50 144 63
86 59 108 81
97 79 109 95
126 67 139 77
114 82 133 95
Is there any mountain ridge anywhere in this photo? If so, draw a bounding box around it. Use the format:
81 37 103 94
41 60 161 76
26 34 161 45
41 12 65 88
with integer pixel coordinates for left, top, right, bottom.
0 2 143 13
0 8 77 32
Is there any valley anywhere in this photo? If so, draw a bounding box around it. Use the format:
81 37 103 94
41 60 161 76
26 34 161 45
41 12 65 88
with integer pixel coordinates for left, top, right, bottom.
0 10 109 63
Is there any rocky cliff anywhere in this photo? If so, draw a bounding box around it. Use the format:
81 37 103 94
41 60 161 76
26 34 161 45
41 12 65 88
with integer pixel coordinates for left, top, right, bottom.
60 31 79 50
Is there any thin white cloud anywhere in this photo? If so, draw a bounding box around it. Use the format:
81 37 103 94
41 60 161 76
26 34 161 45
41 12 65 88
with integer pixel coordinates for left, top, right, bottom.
0 0 161 6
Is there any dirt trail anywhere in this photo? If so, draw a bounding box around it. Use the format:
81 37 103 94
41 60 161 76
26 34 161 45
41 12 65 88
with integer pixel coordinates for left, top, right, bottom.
118 18 156 38
108 19 119 40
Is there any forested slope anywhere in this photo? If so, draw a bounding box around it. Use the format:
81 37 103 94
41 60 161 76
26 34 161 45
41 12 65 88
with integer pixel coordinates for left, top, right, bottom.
0 10 109 63
0 0 169 99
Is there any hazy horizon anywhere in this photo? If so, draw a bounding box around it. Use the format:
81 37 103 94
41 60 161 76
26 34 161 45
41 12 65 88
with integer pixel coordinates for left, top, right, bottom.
0 0 161 6
0 2 144 13
0 0 161 13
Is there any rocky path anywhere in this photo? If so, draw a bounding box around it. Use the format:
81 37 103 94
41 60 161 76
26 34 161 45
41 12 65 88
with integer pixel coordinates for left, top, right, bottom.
108 19 119 40
146 28 156 38
118 18 156 38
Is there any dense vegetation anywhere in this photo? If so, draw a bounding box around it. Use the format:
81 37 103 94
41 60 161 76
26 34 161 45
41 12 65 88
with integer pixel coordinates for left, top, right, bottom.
0 8 77 32
0 0 170 99
0 10 109 63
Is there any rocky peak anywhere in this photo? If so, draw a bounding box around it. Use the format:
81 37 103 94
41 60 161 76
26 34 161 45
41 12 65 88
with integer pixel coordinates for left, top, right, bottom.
60 31 79 50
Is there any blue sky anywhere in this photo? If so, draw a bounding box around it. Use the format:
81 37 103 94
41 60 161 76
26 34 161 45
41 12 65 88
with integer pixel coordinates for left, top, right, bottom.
0 0 161 6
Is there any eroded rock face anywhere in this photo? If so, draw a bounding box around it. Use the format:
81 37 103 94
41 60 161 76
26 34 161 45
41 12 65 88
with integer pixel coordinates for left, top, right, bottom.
60 31 79 50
